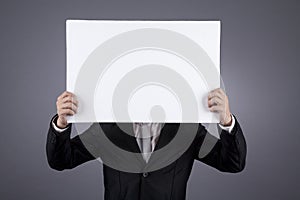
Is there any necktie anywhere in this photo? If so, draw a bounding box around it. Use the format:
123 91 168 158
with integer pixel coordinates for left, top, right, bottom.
134 123 164 163
137 124 152 162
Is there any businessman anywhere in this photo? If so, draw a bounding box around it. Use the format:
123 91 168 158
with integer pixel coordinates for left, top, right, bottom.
46 88 247 200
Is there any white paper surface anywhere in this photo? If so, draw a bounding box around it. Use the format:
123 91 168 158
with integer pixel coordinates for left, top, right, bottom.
66 20 220 123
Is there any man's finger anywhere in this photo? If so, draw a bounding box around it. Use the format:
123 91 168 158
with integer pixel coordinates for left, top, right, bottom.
208 90 224 100
60 102 77 112
218 88 226 96
208 96 223 107
61 95 78 106
208 105 223 112
209 88 223 95
58 108 75 116
57 91 75 101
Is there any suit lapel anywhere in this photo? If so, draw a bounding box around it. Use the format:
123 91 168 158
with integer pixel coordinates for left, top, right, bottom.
107 123 141 153
153 123 180 151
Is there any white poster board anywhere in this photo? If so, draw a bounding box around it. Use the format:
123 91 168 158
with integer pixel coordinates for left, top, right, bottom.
66 20 220 123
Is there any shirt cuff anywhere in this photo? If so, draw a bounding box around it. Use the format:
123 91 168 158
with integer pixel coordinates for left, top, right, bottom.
52 115 69 133
218 114 235 134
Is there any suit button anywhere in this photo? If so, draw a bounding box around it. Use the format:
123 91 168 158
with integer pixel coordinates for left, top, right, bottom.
143 172 148 177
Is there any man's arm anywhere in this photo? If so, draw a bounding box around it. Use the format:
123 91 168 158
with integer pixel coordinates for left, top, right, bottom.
46 91 95 171
46 114 95 171
194 88 247 173
195 114 247 173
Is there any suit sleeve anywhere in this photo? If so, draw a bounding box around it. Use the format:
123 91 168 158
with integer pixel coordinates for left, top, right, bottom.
195 114 247 173
46 114 96 171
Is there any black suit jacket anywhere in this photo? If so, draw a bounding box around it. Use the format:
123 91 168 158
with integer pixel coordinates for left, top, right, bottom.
46 114 246 200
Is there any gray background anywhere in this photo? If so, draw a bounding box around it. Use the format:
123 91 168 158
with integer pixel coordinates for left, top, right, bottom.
0 0 299 199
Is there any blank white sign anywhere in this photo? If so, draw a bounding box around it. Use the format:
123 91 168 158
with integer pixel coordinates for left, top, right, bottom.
66 20 220 123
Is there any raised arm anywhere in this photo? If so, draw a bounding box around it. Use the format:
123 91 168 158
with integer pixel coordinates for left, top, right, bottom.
194 88 247 173
46 91 95 171
195 115 247 173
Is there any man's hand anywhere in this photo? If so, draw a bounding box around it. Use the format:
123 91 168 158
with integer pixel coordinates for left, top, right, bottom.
208 88 232 126
56 91 78 129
